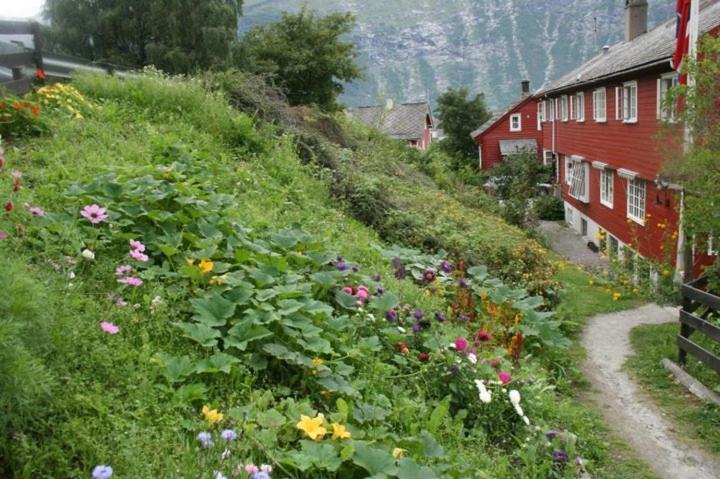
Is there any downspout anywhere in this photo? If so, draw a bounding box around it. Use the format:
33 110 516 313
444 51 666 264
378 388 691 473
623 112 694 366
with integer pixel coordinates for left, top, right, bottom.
675 190 686 281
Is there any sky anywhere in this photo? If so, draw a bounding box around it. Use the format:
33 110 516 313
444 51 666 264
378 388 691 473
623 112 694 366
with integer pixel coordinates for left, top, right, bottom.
0 0 44 19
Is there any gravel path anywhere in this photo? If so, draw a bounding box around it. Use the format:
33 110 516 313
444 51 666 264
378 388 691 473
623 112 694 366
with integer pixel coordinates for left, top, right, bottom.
536 220 607 270
582 304 720 479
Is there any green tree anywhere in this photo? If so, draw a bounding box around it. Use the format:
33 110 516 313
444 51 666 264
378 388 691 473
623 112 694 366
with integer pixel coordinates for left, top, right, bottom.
237 7 362 111
434 87 491 169
44 0 242 73
489 152 552 227
663 36 720 284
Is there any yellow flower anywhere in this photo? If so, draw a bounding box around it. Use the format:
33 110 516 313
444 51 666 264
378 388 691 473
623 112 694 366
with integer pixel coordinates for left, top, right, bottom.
199 259 214 274
202 405 224 424
331 423 351 440
312 358 324 368
392 448 406 459
612 292 622 301
209 275 227 286
296 414 327 441
185 258 195 266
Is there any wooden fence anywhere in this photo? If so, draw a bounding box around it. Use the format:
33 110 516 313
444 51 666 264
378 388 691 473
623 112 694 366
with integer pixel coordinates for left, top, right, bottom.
679 276 720 374
0 20 44 95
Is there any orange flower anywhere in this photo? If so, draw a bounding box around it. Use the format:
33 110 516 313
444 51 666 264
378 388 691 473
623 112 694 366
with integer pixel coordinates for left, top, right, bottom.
30 105 40 117
35 67 46 81
13 102 21 111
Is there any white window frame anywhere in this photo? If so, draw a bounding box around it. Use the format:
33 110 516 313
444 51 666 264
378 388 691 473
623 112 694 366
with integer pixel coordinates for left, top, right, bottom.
569 159 589 203
543 149 554 166
593 87 607 122
600 169 614 208
510 113 522 132
575 92 585 122
537 102 544 129
622 81 638 123
626 177 646 225
657 72 679 121
709 236 718 256
564 157 573 185
560 95 569 122
615 86 621 120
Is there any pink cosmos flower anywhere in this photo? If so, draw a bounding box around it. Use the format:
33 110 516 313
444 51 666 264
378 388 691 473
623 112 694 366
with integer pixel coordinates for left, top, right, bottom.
10 171 22 179
356 289 369 301
454 337 468 352
117 276 143 287
129 249 149 262
0 231 7 240
245 465 259 474
29 206 45 217
129 239 145 252
498 371 512 384
115 265 133 276
81 204 108 224
341 286 354 295
115 297 128 307
100 321 120 334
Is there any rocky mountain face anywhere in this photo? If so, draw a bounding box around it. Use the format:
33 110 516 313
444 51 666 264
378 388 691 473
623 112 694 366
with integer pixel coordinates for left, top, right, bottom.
241 0 675 110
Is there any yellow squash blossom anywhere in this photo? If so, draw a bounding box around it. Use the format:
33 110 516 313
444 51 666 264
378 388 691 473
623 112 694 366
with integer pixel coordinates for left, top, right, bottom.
209 274 228 286
202 405 224 424
392 448 406 459
312 358 324 368
199 259 214 274
296 414 327 441
331 423 351 440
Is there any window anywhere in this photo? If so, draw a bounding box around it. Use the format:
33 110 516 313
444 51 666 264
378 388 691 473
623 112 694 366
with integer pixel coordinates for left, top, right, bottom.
627 177 646 224
710 236 718 256
609 235 620 257
570 95 575 120
600 169 614 208
581 218 588 236
575 92 585 121
538 102 545 123
593 88 607 122
560 96 569 121
615 87 621 120
543 150 554 166
564 157 573 185
510 113 522 132
658 73 679 121
623 81 638 123
569 161 589 202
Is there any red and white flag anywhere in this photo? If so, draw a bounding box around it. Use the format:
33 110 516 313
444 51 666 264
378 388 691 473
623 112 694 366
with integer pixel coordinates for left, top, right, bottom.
673 0 700 84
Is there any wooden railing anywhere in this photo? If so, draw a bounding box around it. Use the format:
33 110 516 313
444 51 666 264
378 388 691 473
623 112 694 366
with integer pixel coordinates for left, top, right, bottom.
0 20 44 95
679 276 720 374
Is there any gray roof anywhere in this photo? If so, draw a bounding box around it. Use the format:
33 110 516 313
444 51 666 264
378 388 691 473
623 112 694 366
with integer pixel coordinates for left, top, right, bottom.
347 102 432 140
537 0 720 96
499 139 537 156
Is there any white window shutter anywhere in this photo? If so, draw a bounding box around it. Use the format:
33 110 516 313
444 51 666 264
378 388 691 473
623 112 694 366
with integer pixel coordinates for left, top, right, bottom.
656 78 662 119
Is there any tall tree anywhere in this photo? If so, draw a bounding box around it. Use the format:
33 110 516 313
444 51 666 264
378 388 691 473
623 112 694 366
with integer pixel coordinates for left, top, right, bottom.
44 0 242 74
237 7 362 111
435 87 491 169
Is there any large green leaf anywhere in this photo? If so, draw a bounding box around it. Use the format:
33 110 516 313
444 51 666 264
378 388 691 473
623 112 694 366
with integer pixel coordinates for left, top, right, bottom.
368 292 400 312
174 322 220 348
225 321 273 351
190 293 236 327
352 443 398 477
263 343 312 367
194 352 240 374
397 458 438 479
316 372 357 396
159 354 195 383
421 430 446 458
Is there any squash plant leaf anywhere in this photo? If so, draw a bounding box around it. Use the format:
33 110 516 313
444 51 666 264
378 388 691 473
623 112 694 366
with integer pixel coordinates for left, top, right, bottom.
174 322 220 348
190 293 236 327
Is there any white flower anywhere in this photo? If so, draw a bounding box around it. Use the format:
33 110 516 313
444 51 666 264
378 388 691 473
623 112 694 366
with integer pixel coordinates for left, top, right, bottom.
397 326 406 334
213 472 227 479
221 448 231 460
68 271 76 279
523 416 530 426
509 389 524 416
467 353 478 364
151 296 162 306
474 379 492 403
81 249 95 260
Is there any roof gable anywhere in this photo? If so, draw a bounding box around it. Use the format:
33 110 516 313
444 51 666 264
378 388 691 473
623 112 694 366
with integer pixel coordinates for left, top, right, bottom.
470 95 535 139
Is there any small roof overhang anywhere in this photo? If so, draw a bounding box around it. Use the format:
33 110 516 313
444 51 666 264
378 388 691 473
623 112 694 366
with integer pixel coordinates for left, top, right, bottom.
499 139 537 156
591 161 609 170
617 168 640 179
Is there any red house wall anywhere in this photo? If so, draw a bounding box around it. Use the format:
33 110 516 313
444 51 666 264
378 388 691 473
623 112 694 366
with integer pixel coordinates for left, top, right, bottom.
476 98 542 171
545 70 684 265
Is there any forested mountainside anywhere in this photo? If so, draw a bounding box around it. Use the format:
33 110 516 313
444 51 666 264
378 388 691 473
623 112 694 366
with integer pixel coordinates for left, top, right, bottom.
241 0 674 109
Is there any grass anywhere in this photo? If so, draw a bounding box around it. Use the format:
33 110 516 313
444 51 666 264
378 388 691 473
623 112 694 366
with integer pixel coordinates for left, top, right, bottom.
626 322 720 456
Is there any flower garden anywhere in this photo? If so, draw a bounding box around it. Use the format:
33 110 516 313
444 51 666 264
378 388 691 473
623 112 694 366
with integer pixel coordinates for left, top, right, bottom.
0 73 648 478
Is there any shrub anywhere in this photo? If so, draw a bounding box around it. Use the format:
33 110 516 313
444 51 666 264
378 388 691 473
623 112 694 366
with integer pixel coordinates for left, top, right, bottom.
535 195 565 221
0 95 47 139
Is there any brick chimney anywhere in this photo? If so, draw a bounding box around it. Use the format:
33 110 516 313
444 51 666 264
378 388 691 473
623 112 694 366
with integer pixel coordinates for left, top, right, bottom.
521 80 530 98
625 0 648 42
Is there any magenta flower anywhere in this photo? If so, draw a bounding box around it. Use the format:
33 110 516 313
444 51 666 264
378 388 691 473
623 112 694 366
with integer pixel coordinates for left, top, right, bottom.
114 297 128 307
118 276 143 287
129 239 145 252
29 206 45 217
81 204 108 224
476 330 492 343
356 289 369 301
100 321 120 334
0 231 7 240
498 371 512 384
454 337 468 352
129 249 149 262
341 286 354 295
115 265 132 276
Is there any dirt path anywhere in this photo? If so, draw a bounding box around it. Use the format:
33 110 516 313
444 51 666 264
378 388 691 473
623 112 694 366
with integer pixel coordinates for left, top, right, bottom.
582 304 720 479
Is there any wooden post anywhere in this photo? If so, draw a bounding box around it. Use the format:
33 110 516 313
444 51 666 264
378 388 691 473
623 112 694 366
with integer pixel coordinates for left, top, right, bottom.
679 242 695 365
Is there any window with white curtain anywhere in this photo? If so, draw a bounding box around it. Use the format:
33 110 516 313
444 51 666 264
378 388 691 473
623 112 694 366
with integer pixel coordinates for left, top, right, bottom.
623 81 638 123
627 177 646 223
600 169 614 208
593 88 607 122
575 92 585 121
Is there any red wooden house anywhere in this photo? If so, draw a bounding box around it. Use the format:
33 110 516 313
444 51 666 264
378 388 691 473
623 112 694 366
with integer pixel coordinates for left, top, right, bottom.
471 81 543 171
348 100 434 150
535 0 720 276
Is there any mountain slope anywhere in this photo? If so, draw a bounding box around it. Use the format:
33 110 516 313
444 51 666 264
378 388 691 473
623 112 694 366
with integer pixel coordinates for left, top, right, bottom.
241 0 675 109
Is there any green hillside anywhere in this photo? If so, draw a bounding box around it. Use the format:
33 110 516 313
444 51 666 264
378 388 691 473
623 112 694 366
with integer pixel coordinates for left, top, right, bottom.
0 74 651 478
